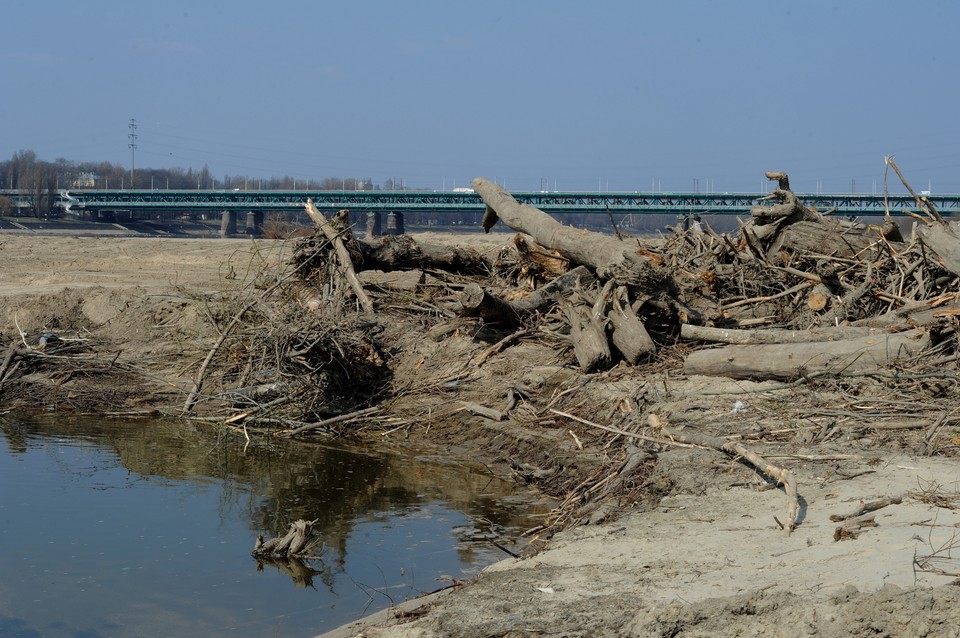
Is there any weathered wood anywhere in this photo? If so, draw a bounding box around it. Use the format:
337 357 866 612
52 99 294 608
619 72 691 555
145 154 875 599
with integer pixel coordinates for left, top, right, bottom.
766 219 879 259
660 424 799 535
607 289 655 363
459 283 523 324
276 406 382 438
252 519 321 558
750 189 806 224
513 266 596 313
472 177 670 288
683 330 930 380
458 266 596 325
356 235 490 275
305 200 374 313
460 401 504 421
915 222 960 278
562 300 611 372
680 324 888 345
514 233 570 281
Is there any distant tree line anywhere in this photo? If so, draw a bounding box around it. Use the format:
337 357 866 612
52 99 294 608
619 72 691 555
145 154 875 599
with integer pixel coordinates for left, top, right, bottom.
0 149 408 217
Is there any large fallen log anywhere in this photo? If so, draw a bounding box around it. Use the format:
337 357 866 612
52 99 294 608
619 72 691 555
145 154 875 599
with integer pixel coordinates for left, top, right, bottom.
766 219 881 259
356 234 491 275
684 330 930 380
472 177 671 289
680 324 890 345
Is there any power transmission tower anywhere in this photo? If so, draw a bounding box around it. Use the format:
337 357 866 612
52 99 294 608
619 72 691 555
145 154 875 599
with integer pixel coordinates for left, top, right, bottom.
128 118 138 188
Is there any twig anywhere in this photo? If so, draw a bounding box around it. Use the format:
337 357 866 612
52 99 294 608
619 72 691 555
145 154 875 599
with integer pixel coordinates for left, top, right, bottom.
472 328 537 366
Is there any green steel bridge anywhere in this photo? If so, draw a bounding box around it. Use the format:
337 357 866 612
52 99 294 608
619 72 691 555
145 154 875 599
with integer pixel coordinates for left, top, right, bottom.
3 188 957 235
51 188 960 218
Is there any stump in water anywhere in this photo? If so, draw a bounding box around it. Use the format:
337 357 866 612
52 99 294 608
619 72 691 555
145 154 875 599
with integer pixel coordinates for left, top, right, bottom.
252 519 322 559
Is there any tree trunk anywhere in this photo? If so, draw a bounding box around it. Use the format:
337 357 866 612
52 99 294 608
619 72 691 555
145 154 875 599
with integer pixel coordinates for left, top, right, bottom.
680 323 889 345
562 300 611 372
356 235 490 275
683 330 930 380
471 177 671 289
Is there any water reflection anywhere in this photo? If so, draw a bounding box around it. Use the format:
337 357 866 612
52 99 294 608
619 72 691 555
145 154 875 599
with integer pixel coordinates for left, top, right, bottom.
0 414 547 638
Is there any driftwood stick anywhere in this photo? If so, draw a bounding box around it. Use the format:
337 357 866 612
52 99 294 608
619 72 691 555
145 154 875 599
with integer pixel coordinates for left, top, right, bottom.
829 496 902 522
276 406 382 438
834 514 878 541
305 200 374 313
460 401 504 421
886 157 944 224
472 328 537 366
548 409 797 531
722 280 814 310
660 426 799 535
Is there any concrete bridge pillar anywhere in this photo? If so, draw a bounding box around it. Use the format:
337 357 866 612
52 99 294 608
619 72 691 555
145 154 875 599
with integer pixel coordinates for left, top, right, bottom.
385 211 405 235
245 211 263 237
365 211 381 238
220 210 238 237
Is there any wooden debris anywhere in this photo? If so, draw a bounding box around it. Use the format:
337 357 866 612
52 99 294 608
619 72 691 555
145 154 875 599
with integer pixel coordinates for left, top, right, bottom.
252 519 322 558
683 330 931 380
834 514 878 541
829 495 902 522
305 200 374 313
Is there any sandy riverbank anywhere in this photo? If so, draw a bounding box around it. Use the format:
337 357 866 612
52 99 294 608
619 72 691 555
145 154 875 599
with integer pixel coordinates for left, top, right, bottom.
2 232 960 637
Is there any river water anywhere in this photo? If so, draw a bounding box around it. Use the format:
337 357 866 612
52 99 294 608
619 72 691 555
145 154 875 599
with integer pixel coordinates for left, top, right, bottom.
0 414 547 638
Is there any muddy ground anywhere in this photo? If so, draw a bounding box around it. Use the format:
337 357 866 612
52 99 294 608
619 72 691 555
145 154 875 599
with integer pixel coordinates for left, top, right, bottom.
2 231 960 637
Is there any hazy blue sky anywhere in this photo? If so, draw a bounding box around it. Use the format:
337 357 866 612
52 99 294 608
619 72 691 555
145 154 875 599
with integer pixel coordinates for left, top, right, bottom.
2 0 956 193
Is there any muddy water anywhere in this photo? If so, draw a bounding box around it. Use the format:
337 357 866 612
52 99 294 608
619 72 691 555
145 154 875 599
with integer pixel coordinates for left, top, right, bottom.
0 415 547 638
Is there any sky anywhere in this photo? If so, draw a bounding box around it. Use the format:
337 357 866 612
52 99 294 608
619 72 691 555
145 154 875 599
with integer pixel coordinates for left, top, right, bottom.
2 0 957 194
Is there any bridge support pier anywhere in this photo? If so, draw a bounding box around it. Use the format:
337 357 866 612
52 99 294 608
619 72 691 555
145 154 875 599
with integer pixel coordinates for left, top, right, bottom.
245 211 264 237
385 211 405 235
366 211 381 238
220 211 238 237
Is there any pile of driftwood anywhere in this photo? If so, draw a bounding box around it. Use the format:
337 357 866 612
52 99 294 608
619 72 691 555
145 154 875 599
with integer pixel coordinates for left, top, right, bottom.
274 167 960 526
189 165 960 429
463 168 959 385
179 165 960 535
